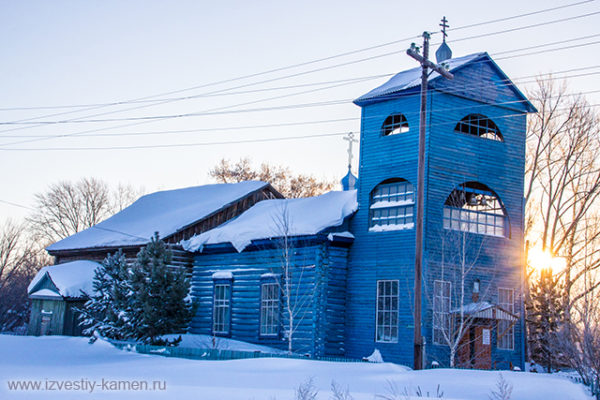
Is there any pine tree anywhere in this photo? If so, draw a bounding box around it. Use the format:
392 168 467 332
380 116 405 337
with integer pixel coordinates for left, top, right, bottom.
526 268 565 371
79 250 131 340
128 233 195 345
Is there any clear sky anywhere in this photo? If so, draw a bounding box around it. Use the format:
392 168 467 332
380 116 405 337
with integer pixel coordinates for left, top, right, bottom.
1 0 599 222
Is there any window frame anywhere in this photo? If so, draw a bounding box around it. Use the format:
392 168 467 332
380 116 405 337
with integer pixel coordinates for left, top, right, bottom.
454 113 503 142
259 282 280 338
369 179 415 231
381 113 409 136
375 280 399 343
212 281 232 336
443 183 508 238
497 287 515 350
433 280 452 345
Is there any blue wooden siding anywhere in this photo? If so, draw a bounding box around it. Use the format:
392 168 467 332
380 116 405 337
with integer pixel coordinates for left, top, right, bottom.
347 59 528 368
190 238 349 357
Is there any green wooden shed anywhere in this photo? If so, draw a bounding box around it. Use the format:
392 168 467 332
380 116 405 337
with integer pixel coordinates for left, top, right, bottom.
27 260 100 336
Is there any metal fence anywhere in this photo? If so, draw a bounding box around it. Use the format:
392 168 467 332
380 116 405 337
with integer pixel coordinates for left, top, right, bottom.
108 339 365 363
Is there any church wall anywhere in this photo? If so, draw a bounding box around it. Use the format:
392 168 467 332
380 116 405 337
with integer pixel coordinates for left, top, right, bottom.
190 238 349 357
423 90 526 369
346 93 422 366
347 59 528 369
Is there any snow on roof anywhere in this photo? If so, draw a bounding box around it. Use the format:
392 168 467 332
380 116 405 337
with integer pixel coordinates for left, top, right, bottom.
28 260 101 298
182 190 358 253
47 181 269 252
354 52 485 105
29 288 63 299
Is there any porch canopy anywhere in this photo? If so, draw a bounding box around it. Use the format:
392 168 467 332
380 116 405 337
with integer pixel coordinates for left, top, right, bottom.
451 301 517 321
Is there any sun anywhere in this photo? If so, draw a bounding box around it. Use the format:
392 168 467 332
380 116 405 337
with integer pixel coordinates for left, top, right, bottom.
528 246 566 275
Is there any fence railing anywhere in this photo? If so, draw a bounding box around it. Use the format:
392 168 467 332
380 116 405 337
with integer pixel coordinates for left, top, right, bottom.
108 339 364 363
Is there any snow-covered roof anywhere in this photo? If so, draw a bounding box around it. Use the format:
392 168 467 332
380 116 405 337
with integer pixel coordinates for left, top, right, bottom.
182 190 358 253
28 260 101 298
451 301 517 321
47 181 269 252
354 52 484 105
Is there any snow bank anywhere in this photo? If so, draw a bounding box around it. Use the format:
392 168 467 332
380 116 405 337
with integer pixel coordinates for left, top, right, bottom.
28 260 101 298
0 335 592 400
160 334 286 354
47 181 269 252
182 190 358 252
354 52 484 105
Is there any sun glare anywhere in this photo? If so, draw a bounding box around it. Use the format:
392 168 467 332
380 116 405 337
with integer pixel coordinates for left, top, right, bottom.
528 247 566 274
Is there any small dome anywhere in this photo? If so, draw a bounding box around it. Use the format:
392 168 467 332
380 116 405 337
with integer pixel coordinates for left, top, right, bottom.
341 170 358 191
435 42 452 63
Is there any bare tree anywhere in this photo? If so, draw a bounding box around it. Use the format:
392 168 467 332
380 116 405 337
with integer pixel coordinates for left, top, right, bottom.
432 226 492 368
27 178 143 245
0 220 50 332
210 157 336 198
555 281 600 399
272 204 314 354
525 77 600 315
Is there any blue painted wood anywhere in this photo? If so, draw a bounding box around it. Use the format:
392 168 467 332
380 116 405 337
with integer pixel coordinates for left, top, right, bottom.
346 57 529 369
190 238 349 358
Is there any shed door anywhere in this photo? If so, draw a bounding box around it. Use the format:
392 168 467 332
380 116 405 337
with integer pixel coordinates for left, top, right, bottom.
40 310 53 335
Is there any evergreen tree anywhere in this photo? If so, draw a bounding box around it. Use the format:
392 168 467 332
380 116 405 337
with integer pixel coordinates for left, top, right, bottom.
128 233 194 345
526 268 565 371
79 250 131 340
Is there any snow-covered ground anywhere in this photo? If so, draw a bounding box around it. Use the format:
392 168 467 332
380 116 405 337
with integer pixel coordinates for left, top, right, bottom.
0 335 592 400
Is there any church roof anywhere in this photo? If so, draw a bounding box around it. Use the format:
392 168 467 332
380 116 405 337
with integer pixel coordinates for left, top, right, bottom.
28 260 101 299
354 52 536 112
181 190 358 253
47 181 270 252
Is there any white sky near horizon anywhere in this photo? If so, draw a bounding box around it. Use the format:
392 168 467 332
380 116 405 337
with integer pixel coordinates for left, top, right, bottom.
0 0 599 223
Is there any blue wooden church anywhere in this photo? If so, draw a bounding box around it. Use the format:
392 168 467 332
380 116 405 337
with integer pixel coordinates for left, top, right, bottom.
31 46 535 370
182 49 535 369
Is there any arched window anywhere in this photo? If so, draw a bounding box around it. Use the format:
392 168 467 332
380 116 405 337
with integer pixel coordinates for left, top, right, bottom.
382 113 409 136
369 178 415 231
454 114 503 141
443 182 507 237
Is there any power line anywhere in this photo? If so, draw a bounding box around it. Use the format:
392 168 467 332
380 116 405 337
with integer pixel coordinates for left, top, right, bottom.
2 0 591 113
0 199 34 210
3 102 599 152
0 131 352 151
2 61 599 152
437 11 600 46
449 0 596 32
2 72 598 142
1 7 598 135
3 39 600 130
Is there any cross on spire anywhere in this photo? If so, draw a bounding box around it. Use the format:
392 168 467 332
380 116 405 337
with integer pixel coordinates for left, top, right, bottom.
440 16 449 43
343 132 358 171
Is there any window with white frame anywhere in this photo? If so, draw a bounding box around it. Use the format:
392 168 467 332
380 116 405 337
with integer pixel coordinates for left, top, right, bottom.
260 283 280 336
443 182 507 237
382 113 409 136
213 283 231 335
433 280 452 345
497 288 515 350
376 280 399 342
369 179 415 231
455 114 503 141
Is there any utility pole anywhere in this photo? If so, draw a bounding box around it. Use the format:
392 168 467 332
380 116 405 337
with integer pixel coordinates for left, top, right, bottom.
407 28 454 370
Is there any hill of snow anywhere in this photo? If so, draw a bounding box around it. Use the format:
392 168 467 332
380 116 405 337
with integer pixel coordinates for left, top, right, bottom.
0 335 591 400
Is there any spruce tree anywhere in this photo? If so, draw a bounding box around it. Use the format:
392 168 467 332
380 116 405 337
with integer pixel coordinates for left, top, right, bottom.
128 233 194 345
526 268 565 371
79 250 131 340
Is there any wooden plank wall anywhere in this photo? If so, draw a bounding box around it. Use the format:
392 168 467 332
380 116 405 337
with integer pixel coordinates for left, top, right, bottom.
347 59 527 369
189 240 349 358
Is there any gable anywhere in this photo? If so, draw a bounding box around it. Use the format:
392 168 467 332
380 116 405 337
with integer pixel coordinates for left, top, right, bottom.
430 57 535 113
353 52 535 113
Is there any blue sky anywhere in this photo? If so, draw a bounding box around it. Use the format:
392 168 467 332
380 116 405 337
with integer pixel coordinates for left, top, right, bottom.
1 0 598 221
